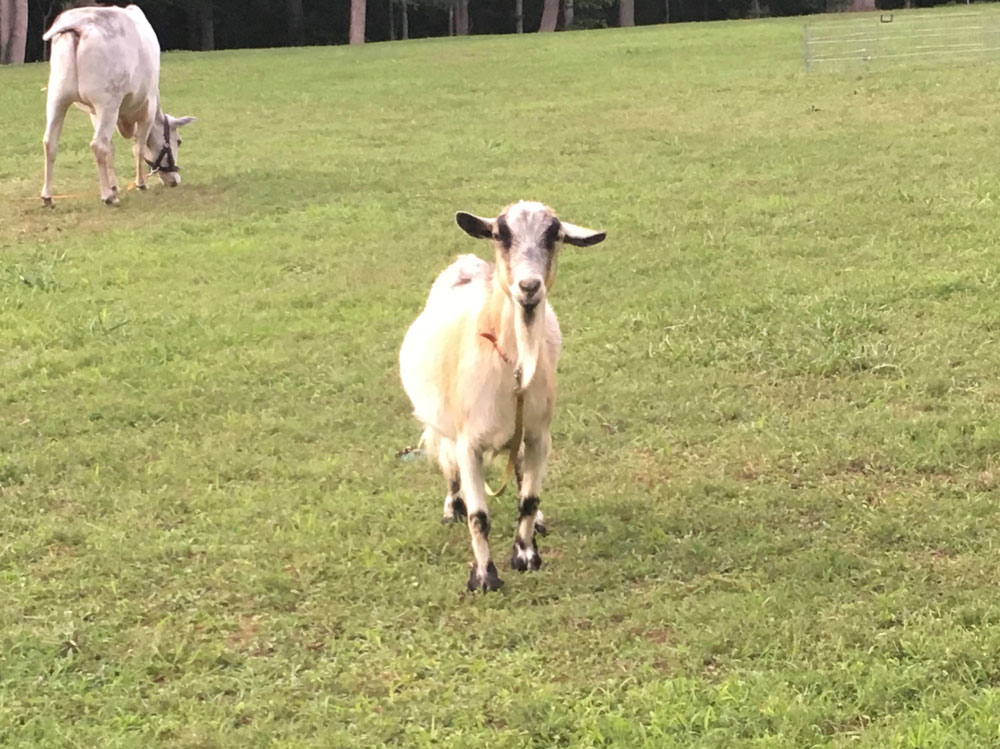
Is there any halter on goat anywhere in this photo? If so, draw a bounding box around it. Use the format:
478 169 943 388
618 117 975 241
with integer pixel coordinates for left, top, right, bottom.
145 118 178 174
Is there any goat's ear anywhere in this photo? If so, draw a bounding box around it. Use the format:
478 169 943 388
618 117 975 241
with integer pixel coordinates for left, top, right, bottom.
456 212 495 240
169 115 197 128
561 222 607 247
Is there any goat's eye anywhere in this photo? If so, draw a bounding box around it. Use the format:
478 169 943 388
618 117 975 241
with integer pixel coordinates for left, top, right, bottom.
177 138 183 146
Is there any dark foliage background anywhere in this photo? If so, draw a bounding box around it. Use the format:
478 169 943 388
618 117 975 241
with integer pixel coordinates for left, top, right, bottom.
19 0 986 62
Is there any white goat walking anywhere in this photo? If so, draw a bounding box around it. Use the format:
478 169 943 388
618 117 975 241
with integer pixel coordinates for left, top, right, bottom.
400 201 606 592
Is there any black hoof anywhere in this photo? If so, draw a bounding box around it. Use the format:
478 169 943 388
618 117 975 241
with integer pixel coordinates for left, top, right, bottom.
467 561 503 592
137 183 148 191
41 197 54 208
510 538 542 572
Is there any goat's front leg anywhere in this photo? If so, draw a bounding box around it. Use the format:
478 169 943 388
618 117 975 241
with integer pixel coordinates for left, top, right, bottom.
455 437 502 592
89 108 120 205
511 431 550 572
132 118 153 191
514 455 547 536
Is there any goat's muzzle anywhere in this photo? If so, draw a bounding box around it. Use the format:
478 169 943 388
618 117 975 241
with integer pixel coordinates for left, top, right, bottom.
515 277 544 317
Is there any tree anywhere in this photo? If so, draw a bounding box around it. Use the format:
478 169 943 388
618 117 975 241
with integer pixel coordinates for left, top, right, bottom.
454 0 469 35
539 0 558 31
350 0 365 43
0 0 28 64
29 0 60 61
563 0 574 28
618 0 634 26
187 0 214 51
287 0 304 45
515 0 523 32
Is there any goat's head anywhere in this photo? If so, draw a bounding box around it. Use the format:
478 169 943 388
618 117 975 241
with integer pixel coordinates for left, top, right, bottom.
455 202 606 389
143 114 196 187
455 201 606 314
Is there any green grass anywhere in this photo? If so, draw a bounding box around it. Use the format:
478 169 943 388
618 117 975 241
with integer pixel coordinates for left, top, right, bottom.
4 8 1000 745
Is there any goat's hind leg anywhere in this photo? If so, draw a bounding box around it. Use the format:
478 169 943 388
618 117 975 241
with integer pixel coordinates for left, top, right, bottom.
437 438 466 524
41 95 72 207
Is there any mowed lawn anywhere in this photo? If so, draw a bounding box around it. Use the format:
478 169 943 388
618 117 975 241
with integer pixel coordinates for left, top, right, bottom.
4 9 1000 746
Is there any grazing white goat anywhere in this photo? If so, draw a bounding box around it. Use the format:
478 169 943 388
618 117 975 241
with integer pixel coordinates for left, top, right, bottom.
41 5 195 206
400 201 606 592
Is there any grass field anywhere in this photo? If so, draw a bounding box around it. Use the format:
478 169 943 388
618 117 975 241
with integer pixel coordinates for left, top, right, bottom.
4 8 1000 746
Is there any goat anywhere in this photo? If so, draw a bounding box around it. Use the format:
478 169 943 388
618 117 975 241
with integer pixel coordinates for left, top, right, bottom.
399 201 606 591
41 5 195 206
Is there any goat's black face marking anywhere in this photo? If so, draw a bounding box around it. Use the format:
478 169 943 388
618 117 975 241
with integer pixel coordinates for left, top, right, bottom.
470 510 490 538
544 219 561 252
495 215 513 251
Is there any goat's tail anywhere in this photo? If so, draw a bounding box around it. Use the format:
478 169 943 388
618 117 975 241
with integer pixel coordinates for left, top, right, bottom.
43 16 80 41
419 428 439 463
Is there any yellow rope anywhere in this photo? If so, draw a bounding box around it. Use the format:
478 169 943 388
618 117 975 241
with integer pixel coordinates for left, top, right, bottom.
485 390 524 498
34 172 155 203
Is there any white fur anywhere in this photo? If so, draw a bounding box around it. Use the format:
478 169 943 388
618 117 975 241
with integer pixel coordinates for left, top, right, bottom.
400 201 605 589
40 5 195 205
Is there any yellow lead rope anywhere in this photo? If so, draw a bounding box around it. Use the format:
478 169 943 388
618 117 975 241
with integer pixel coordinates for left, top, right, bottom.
485 389 524 497
34 171 158 203
480 331 524 498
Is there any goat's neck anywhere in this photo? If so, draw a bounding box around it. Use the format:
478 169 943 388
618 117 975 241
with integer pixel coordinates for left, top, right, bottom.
483 274 544 391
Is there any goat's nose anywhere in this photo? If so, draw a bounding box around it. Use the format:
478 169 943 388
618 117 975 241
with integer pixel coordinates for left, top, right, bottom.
519 278 542 296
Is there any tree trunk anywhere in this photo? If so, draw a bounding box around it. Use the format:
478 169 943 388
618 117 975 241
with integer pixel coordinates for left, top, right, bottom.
186 1 214 50
618 0 634 27
401 0 408 39
664 0 669 22
349 0 366 44
749 0 761 18
287 0 304 45
0 0 28 64
539 0 558 31
455 0 469 35
562 0 574 28
199 2 214 50
515 0 523 32
388 0 396 40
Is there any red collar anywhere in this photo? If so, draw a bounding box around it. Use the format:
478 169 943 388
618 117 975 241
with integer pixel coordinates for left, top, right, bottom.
479 331 513 367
